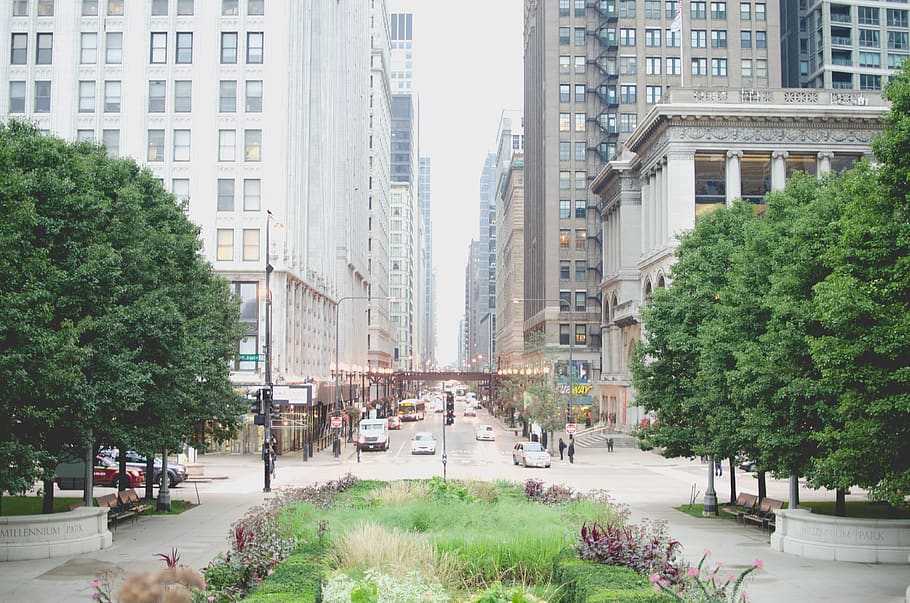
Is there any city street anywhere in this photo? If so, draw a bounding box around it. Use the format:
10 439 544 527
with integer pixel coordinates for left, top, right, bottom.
1 407 907 603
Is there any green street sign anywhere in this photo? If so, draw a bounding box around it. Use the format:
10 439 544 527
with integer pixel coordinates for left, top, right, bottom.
238 353 263 362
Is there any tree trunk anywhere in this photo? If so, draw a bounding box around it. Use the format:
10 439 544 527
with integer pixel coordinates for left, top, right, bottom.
728 459 737 504
118 444 130 491
789 475 800 509
144 457 155 500
757 471 767 501
42 478 54 514
83 444 93 507
835 488 846 516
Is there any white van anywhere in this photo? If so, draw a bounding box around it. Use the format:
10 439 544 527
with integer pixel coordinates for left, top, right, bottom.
358 418 390 451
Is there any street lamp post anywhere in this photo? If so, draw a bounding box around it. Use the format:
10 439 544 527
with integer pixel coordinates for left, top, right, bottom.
262 210 281 493
512 298 575 425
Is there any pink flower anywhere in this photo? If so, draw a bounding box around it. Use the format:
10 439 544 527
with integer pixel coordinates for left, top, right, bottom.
754 559 764 569
90 579 101 588
207 597 215 602
703 548 712 556
707 572 717 582
716 561 725 568
91 594 101 601
653 583 662 593
687 567 700 577
648 573 661 583
659 579 670 588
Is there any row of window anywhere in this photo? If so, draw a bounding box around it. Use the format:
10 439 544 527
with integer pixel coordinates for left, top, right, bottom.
216 228 259 262
11 0 264 18
566 27 768 49
840 6 908 28
559 229 587 251
585 56 768 78
10 31 264 67
563 0 767 22
559 171 588 190
557 289 589 314
558 199 588 220
560 260 588 282
843 29 910 50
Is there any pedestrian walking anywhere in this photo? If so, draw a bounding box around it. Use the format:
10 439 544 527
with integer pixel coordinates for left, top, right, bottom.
558 437 566 460
567 436 575 464
607 438 614 452
714 459 722 477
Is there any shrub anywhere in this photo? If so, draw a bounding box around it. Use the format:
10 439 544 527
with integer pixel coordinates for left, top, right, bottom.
365 480 431 507
468 581 550 602
553 556 672 603
525 478 544 498
577 519 684 584
322 568 449 603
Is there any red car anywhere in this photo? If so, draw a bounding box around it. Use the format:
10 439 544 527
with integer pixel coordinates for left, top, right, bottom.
388 416 402 430
92 455 144 487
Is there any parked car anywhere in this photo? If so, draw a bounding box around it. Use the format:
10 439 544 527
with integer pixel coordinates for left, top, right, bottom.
410 432 437 455
475 424 495 441
99 449 188 487
463 406 476 417
388 416 402 430
55 455 144 489
512 442 551 468
739 459 758 473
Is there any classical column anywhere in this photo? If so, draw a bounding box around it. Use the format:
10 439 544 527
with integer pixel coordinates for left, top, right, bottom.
817 151 834 176
725 149 743 206
653 164 663 249
660 157 669 245
640 175 651 254
771 150 789 191
666 150 697 235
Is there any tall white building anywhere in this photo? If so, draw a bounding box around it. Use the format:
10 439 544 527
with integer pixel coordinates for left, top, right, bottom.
1 1 373 399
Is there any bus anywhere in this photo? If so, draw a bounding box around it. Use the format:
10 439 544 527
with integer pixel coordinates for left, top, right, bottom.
398 398 426 421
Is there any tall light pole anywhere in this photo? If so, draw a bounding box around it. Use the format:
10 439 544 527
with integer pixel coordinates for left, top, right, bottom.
512 298 575 424
262 210 281 492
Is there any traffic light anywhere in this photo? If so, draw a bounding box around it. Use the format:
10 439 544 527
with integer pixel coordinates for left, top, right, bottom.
249 389 263 415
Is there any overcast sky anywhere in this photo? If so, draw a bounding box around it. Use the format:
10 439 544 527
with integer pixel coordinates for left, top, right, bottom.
391 0 524 366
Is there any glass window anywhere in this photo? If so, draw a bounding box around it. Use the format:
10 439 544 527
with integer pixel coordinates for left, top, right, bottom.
216 229 233 261
619 0 636 17
711 29 727 48
559 84 571 102
78 81 95 113
560 324 570 346
173 129 190 161
889 31 909 50
560 27 570 45
620 84 636 103
666 29 680 47
574 142 586 161
645 0 661 19
106 0 122 15
574 291 586 312
35 33 52 64
860 73 881 90
248 0 264 15
560 260 571 280
756 30 766 48
221 32 238 63
102 129 119 157
711 1 726 19
559 229 570 248
694 153 726 207
755 2 765 20
150 32 167 63
151 0 167 15
691 1 706 18
888 9 908 27
741 154 770 203
243 179 261 211
620 28 636 46
574 27 585 46
8 81 26 113
575 324 586 346
106 32 122 64
691 29 707 47
172 178 189 204
645 28 662 47
219 129 236 161
242 229 259 261
575 171 587 190
755 58 767 77
619 55 637 74
37 0 53 16
174 80 191 112
76 129 94 142
620 112 637 132
741 58 752 76
559 142 571 161
10 33 27 65
12 0 28 16
860 29 880 48
574 84 585 102
575 229 586 250
574 0 585 17
559 112 570 131
246 32 263 63
80 33 97 64
575 260 587 280
217 179 235 211
559 171 571 190
666 56 681 74
711 58 728 76
740 2 750 20
177 0 193 15
220 80 237 112
222 0 239 15
244 129 261 161
575 200 586 219
559 0 570 17
147 129 165 162
691 57 708 75
646 85 662 103
559 199 571 218
560 55 570 73
741 30 752 48
104 80 120 112
575 56 585 73
148 80 165 112
34 81 50 112
175 32 192 63
889 53 908 68
574 113 585 132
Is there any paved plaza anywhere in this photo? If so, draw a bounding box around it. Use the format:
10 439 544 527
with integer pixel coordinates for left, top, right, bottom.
0 431 907 603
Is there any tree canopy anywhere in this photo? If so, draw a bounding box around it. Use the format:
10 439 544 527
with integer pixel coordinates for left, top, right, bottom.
0 121 246 498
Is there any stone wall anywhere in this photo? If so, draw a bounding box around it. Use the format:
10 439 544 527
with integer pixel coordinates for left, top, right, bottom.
0 507 112 562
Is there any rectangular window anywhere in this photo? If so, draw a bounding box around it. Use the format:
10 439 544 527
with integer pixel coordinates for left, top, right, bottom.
711 30 727 48
78 81 95 113
859 51 881 68
711 1 726 19
560 55 570 73
888 9 908 27
216 229 233 261
756 30 767 48
575 200 586 219
574 0 584 17
619 0 636 17
741 59 752 76
889 31 909 51
620 112 637 132
8 81 25 113
151 0 167 15
645 28 661 47
220 80 237 112
575 324 586 346
620 84 636 103
645 0 661 19
104 80 120 112
77 129 94 142
755 2 765 20
174 80 191 112
574 142 586 161
106 32 122 64
755 58 767 77
102 129 119 157
149 80 165 112
147 129 164 162
711 57 728 76
175 32 192 63
666 57 681 74
246 32 263 63
665 0 676 19
104 0 122 15
559 112 571 132
219 129 236 161
691 29 707 47
222 0 239 15
11 33 27 65
740 2 750 20
574 171 586 190
80 33 97 64
244 130 261 161
176 0 193 15
559 0 570 17
646 85 662 104
574 84 585 103
575 260 587 281
221 32 238 63
12 0 28 16
620 28 636 46
559 171 571 190
574 113 585 132
691 57 708 75
741 30 752 48
560 260 571 280
860 73 882 90
559 142 571 162
575 56 585 73
666 29 680 47
37 0 53 16
889 53 908 68
243 179 261 211
248 0 264 16
34 81 50 112
574 27 586 47
560 27 571 45
575 229 586 250
860 29 880 48
246 80 262 112
559 229 570 248
36 33 52 64
217 179 235 211
691 1 706 19
242 229 259 261
600 113 616 133
173 129 190 161
559 84 571 103
619 55 637 74
559 199 571 219
172 178 189 204
574 291 586 312
560 324 570 346
150 32 167 63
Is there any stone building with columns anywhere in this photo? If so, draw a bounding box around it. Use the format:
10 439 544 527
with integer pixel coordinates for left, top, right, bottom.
590 86 889 432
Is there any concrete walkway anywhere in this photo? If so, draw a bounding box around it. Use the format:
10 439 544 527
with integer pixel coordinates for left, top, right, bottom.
1 440 907 603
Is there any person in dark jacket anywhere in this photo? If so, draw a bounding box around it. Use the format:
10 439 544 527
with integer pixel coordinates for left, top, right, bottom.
567 437 576 464
558 437 567 460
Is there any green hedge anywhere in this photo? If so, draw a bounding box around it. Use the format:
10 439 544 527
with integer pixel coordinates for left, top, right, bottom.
552 556 672 603
242 545 328 603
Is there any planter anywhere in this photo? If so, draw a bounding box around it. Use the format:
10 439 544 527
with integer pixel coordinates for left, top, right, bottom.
0 506 112 561
771 508 910 564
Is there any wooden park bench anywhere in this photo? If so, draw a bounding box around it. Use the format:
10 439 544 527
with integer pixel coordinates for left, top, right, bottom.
743 497 785 532
721 492 758 523
94 493 137 527
118 488 153 514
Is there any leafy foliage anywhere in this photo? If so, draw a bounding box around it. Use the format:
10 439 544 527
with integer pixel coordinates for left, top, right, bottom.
577 520 684 585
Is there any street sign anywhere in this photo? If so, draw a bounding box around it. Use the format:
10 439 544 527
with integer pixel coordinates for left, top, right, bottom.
330 416 343 429
238 353 263 362
565 423 577 435
274 384 314 405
